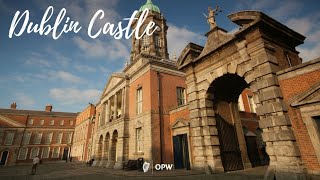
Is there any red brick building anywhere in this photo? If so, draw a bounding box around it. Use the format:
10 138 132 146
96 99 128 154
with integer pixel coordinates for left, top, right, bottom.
71 104 95 162
0 103 77 166
277 58 320 174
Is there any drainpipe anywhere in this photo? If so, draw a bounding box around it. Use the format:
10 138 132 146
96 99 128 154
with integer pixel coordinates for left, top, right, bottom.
157 71 163 164
17 115 29 162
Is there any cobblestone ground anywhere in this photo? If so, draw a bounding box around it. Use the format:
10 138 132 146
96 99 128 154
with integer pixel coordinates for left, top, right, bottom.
0 162 273 180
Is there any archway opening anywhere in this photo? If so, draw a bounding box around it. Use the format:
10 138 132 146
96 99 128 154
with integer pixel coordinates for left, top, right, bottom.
208 73 249 172
111 130 118 162
0 151 9 166
105 133 110 161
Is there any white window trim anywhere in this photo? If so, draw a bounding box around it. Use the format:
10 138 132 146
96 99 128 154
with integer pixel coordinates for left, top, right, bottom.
238 95 245 111
28 119 34 125
247 95 257 113
4 131 15 145
30 147 40 159
41 147 50 158
40 119 45 125
52 147 60 158
60 120 64 126
34 132 43 144
18 148 28 160
23 132 32 145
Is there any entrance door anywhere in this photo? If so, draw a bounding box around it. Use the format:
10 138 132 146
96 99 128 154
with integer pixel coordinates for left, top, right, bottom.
62 148 69 161
173 134 190 170
0 151 9 165
216 114 244 172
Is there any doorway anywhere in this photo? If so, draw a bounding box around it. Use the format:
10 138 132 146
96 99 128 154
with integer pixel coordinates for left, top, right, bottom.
62 148 69 161
173 134 190 170
0 151 9 166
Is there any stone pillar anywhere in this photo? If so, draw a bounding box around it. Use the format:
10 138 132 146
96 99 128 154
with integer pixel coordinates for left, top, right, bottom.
114 94 118 119
248 44 306 178
105 139 114 168
107 99 111 122
230 102 252 168
187 67 224 173
99 141 107 166
114 137 124 169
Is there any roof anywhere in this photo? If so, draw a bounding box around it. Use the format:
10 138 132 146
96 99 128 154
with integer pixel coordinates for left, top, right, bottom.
0 108 78 117
139 0 160 13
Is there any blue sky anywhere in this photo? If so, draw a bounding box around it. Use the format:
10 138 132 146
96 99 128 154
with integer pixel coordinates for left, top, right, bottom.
0 0 319 112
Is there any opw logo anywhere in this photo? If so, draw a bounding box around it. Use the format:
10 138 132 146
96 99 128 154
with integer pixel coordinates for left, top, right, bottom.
143 161 174 173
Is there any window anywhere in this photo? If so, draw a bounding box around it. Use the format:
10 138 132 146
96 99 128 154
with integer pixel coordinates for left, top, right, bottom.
41 147 50 158
248 96 256 113
18 148 28 160
22 132 32 145
142 35 149 48
59 120 64 126
154 34 161 51
40 119 44 125
4 132 15 145
52 147 60 158
177 87 186 106
50 120 54 125
70 120 74 126
56 132 63 144
238 95 245 111
136 128 142 152
66 132 73 144
30 147 39 159
28 119 34 125
33 132 42 144
44 132 53 144
137 87 143 115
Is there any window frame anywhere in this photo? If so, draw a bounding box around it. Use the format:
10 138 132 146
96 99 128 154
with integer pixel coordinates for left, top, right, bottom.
136 87 143 115
176 87 186 106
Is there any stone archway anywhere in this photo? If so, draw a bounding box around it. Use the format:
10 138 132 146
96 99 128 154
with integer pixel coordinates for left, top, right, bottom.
177 11 305 177
108 130 118 167
206 73 252 171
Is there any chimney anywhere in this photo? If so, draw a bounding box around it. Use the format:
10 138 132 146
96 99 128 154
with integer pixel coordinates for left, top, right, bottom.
45 104 53 112
10 102 17 109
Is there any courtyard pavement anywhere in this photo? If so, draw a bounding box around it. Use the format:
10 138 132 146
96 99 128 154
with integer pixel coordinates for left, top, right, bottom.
0 162 318 180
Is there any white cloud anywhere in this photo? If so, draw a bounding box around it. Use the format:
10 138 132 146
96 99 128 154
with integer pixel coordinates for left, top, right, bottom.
73 36 130 60
15 93 35 107
49 88 101 105
297 44 320 62
74 64 96 73
167 24 204 59
286 17 313 35
34 0 120 26
25 52 51 68
51 71 84 84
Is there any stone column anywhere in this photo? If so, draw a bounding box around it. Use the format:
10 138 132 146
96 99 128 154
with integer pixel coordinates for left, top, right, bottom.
114 94 118 120
105 139 113 168
248 44 306 178
99 141 108 166
186 66 224 173
114 137 124 169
